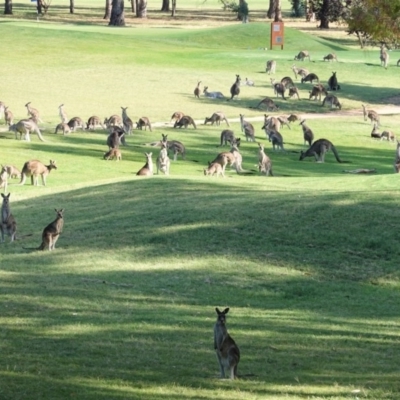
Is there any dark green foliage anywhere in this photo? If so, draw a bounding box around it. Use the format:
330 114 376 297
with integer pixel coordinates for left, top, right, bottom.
290 0 306 17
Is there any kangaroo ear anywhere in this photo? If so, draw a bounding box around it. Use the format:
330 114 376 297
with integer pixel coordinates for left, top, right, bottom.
215 307 221 314
223 307 230 314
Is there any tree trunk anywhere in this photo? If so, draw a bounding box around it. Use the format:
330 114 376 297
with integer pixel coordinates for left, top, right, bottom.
70 0 74 14
274 0 282 22
109 0 125 26
130 0 135 13
4 0 12 14
104 0 112 19
267 0 274 18
319 0 330 29
161 0 169 12
136 0 147 17
171 0 176 16
36 0 42 15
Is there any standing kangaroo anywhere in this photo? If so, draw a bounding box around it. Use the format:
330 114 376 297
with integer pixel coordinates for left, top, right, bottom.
58 104 68 123
136 153 153 176
25 102 43 123
362 105 380 126
0 166 8 193
380 44 389 69
228 74 241 101
218 130 237 147
266 60 276 74
299 120 314 147
194 81 201 98
258 143 273 176
37 209 64 251
161 134 186 161
1 193 17 243
214 308 240 379
322 94 342 110
299 139 348 163
9 119 45 142
240 114 255 142
121 107 134 135
4 106 14 126
19 160 57 186
156 144 170 175
394 141 400 173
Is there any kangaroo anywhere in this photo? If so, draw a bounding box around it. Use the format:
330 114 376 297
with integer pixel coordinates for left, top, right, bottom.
288 114 299 123
1 193 16 243
270 79 286 100
264 128 285 151
107 128 125 149
394 141 400 172
277 115 292 130
204 112 230 127
370 124 382 139
266 60 276 75
37 209 64 251
280 76 295 89
86 116 105 130
240 114 255 142
258 143 273 176
250 97 279 111
323 53 338 62
203 86 225 99
104 114 123 129
328 71 341 91
194 81 201 98
204 158 226 177
54 123 71 135
136 117 152 131
288 86 300 100
228 74 241 101
299 139 347 163
244 78 254 86
294 50 311 61
136 153 153 176
299 119 314 146
380 44 389 69
211 144 242 174
214 307 240 380
4 106 14 126
291 65 309 80
104 148 122 161
3 165 21 179
380 130 395 142
262 114 281 132
0 101 5 120
25 102 43 123
161 134 186 161
218 130 237 147
301 73 319 84
0 166 8 193
362 105 380 126
67 117 85 131
170 111 185 123
9 118 45 142
58 104 68 123
156 144 170 175
322 94 342 110
19 160 57 186
174 115 197 129
121 107 133 135
309 84 328 101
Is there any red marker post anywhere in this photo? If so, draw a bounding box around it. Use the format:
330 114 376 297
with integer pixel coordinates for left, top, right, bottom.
270 22 284 50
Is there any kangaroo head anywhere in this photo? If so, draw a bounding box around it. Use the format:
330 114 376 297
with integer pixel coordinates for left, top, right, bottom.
215 307 229 324
1 192 10 201
49 160 57 170
25 102 31 107
55 208 64 219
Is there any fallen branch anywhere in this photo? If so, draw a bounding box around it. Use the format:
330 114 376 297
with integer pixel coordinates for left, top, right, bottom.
343 168 376 174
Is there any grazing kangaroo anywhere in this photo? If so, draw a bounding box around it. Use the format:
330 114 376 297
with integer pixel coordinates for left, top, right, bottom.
58 104 68 123
288 86 300 100
3 165 21 179
218 130 237 147
294 50 311 61
301 73 319 84
380 130 396 142
36 209 64 251
258 143 273 176
86 116 105 130
328 71 341 91
121 107 134 135
67 117 85 131
136 153 153 176
54 123 71 135
322 94 342 110
4 106 14 126
104 114 123 129
251 97 279 111
25 102 43 123
299 139 347 163
266 60 276 74
323 53 338 62
174 115 197 129
204 112 230 127
240 114 255 142
362 105 380 126
380 44 389 69
204 157 227 177
0 167 8 193
156 144 170 175
211 144 243 174
214 307 240 380
194 81 201 98
107 128 125 149
170 111 185 123
1 193 16 243
270 79 286 100
299 120 314 146
228 75 241 101
136 117 152 131
370 124 382 139
309 84 328 101
203 86 225 99
9 119 45 142
19 160 57 186
280 76 295 89
104 148 122 161
291 65 309 80
161 134 186 161
394 141 400 173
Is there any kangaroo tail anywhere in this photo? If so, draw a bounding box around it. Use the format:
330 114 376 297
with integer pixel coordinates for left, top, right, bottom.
36 129 46 142
18 174 27 186
331 145 351 163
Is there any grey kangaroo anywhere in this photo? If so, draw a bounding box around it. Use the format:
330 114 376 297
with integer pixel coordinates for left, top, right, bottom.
214 307 240 379
299 139 349 163
37 209 64 251
1 193 17 243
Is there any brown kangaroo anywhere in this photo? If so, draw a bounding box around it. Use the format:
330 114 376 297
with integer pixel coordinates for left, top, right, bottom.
228 74 241 101
194 81 201 98
54 123 71 135
214 307 240 379
174 115 197 129
294 50 311 61
161 134 186 161
156 143 170 175
204 112 230 127
19 160 57 186
136 117 152 131
170 111 185 123
9 118 45 142
258 143 273 176
67 117 85 131
136 153 153 176
323 53 338 62
218 130 237 147
240 114 255 142
58 104 68 123
104 148 122 161
1 193 17 243
86 116 105 130
362 105 380 126
250 97 279 111
4 106 14 126
204 157 227 177
3 165 21 179
394 141 400 172
107 127 126 149
37 209 64 251
211 144 243 174
121 107 134 135
104 114 123 129
25 102 43 123
266 60 276 74
0 166 8 193
299 120 314 146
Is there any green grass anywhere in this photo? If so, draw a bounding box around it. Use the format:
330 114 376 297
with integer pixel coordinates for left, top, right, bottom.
1 5 400 400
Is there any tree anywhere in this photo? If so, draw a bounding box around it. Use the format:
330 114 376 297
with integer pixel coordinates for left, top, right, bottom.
104 0 112 19
267 0 282 21
136 0 147 17
109 0 125 26
290 0 305 17
313 0 344 29
70 0 74 13
160 0 169 12
4 0 12 14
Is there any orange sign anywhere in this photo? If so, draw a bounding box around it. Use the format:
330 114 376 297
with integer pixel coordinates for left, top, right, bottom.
270 22 284 50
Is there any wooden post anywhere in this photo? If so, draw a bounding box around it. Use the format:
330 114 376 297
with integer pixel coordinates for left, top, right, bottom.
270 22 284 50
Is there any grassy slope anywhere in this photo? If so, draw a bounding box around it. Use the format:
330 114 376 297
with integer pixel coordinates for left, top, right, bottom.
1 10 400 400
